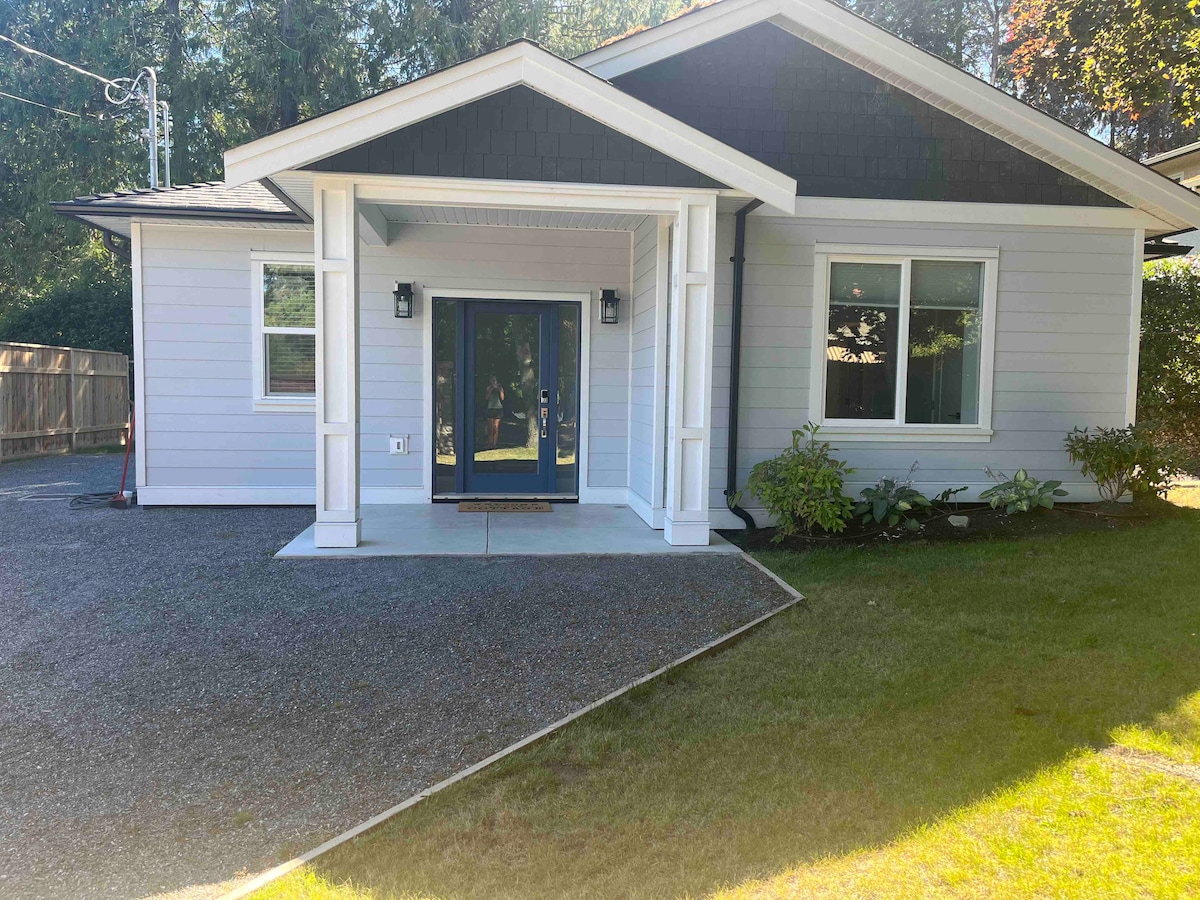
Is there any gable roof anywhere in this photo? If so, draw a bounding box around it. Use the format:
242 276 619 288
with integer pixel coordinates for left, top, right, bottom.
576 0 1200 233
222 40 797 213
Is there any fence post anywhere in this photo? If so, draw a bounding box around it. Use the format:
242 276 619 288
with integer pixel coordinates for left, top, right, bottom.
68 347 77 453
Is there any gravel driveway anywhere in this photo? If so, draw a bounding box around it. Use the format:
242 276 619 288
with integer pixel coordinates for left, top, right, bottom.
0 454 791 900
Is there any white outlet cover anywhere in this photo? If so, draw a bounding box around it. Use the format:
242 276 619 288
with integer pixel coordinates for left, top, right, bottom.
389 435 409 455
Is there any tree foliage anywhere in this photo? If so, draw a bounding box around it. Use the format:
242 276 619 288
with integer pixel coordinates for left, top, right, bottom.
0 252 132 355
1140 259 1200 470
4 0 1200 353
1008 0 1200 156
0 0 696 344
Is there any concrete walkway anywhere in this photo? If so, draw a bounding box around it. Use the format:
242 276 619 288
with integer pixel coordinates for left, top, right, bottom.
0 454 789 900
278 503 739 557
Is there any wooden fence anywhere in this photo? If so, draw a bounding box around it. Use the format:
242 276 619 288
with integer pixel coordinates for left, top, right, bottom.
0 341 130 462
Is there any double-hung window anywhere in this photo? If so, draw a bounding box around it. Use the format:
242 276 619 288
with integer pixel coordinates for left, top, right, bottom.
251 253 316 411
812 245 997 440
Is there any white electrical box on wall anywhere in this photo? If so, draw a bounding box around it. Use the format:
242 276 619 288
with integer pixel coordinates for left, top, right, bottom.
389 435 409 455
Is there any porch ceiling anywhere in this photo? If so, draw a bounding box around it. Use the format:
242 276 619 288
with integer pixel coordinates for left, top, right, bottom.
379 203 649 231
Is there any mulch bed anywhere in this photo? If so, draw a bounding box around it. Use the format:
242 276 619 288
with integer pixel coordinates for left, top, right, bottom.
722 501 1158 553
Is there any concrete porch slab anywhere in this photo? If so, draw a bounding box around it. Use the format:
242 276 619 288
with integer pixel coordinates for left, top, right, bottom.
276 503 738 557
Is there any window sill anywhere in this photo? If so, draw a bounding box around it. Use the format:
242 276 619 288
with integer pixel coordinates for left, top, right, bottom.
253 397 315 414
816 425 994 443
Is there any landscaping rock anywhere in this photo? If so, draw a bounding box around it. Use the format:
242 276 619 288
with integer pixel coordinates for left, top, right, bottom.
949 515 971 528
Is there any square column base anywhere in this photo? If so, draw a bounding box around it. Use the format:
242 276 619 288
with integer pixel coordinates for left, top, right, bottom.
663 517 712 546
314 519 362 548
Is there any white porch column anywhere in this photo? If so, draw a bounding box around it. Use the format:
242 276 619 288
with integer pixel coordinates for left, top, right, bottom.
313 178 362 548
663 195 718 546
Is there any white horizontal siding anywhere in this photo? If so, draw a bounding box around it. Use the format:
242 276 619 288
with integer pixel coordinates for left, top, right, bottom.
713 216 1138 512
139 222 632 497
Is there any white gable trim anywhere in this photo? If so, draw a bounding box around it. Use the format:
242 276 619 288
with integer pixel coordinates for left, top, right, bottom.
223 41 796 214
578 0 1200 234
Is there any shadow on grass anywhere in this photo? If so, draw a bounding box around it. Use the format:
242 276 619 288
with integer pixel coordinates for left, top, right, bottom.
269 502 1200 900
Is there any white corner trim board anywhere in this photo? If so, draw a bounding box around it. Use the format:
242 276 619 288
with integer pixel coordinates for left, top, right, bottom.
1127 227 1145 426
217 564 804 900
223 42 796 214
578 0 1200 233
130 222 148 492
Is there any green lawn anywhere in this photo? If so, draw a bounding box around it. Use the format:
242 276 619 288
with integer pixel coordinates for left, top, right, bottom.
256 503 1200 900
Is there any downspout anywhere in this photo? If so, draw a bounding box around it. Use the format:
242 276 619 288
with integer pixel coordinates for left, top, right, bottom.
102 231 131 263
724 198 763 530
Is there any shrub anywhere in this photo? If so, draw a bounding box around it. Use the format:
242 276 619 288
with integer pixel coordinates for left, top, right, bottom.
1064 424 1182 502
742 423 854 539
854 464 931 531
980 468 1068 514
1140 259 1200 470
0 262 132 357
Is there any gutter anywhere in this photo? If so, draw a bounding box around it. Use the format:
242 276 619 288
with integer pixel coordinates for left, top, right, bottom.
724 198 763 530
50 202 304 224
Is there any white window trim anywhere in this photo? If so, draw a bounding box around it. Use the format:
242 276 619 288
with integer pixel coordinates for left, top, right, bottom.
810 243 998 443
250 250 316 413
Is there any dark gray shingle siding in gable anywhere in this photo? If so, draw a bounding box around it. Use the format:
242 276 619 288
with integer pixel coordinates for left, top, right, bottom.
613 24 1124 207
305 86 722 189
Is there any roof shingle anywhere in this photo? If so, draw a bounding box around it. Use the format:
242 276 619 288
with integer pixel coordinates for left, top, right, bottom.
53 180 303 221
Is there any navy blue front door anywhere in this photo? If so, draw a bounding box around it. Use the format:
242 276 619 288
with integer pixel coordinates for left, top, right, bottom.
432 298 581 498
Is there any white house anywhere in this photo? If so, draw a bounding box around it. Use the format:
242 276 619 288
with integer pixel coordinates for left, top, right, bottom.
55 0 1200 549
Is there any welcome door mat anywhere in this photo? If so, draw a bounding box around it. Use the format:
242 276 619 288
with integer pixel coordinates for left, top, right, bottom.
458 501 552 513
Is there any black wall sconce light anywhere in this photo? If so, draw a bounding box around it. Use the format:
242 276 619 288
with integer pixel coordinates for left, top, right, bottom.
600 288 620 325
393 282 414 318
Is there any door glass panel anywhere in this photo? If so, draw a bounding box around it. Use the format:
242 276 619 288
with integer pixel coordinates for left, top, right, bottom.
433 299 458 494
473 311 540 474
556 304 580 493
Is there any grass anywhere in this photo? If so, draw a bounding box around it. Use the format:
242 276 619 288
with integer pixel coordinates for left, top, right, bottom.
255 501 1200 900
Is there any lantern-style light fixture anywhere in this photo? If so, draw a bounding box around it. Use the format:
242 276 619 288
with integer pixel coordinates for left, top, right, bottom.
600 288 620 325
393 282 414 318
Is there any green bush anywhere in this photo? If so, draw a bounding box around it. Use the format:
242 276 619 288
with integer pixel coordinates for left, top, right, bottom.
742 423 854 539
1064 424 1182 502
854 467 931 531
980 468 1068 514
0 260 132 356
1140 259 1200 470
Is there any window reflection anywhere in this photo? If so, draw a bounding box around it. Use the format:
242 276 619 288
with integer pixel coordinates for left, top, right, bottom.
906 261 983 425
825 262 901 419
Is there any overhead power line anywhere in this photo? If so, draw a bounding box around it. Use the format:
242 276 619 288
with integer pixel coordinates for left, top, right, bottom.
0 86 97 117
0 33 171 187
0 32 121 88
